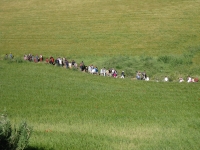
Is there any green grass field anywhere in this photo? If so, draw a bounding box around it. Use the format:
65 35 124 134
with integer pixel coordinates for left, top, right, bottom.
1 0 200 57
1 60 200 149
0 0 200 149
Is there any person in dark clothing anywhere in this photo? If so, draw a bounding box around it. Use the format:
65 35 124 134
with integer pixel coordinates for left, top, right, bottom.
121 71 125 78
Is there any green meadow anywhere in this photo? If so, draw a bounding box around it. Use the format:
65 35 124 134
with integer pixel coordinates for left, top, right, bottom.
0 0 200 149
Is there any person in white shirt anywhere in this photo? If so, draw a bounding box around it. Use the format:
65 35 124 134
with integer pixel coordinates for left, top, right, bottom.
103 67 106 76
92 68 96 74
145 77 149 81
187 76 192 83
121 71 125 78
100 68 103 76
179 77 184 83
164 76 168 82
58 58 62 66
88 65 91 73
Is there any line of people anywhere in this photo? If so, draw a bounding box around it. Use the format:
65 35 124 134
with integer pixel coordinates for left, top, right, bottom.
24 54 43 62
179 76 199 83
136 70 149 81
14 53 200 82
5 52 14 59
23 54 126 78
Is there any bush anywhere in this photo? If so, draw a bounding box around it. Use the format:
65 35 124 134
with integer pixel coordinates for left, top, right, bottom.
0 114 32 150
0 114 12 150
157 55 172 63
15 58 24 63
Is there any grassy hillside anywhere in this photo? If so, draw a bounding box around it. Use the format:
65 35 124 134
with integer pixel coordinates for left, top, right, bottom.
0 60 200 149
0 0 200 149
1 0 200 79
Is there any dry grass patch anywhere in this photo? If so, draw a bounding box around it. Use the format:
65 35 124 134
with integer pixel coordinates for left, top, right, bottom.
31 121 179 149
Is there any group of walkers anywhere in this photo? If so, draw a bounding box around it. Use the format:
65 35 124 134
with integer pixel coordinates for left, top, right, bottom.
5 52 14 59
136 70 149 81
24 54 43 62
23 54 126 78
179 76 199 83
4 53 199 82
135 70 199 83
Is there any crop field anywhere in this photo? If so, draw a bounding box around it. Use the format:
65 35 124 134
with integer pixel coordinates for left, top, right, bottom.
1 0 200 57
0 0 200 149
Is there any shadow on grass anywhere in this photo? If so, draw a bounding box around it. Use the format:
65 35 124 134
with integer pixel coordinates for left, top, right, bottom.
25 146 54 150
